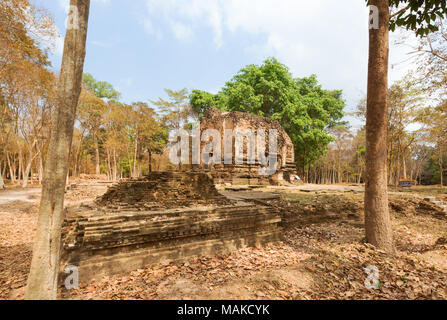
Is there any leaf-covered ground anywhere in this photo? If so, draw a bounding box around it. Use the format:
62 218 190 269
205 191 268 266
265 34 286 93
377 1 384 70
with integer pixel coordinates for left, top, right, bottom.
1 185 447 300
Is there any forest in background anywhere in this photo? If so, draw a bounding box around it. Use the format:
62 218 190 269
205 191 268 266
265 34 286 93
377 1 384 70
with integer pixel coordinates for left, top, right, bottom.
1 0 447 189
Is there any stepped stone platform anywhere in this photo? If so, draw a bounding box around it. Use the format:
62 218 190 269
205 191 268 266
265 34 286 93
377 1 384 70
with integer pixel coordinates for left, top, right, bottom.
95 171 230 209
61 172 281 283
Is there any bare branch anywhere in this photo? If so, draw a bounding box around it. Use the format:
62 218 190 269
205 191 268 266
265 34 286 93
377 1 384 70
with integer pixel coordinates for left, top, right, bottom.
427 36 447 62
391 5 410 18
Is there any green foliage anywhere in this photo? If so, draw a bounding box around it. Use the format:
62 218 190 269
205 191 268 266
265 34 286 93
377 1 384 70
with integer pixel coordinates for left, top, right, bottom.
190 58 346 169
189 89 226 117
366 0 447 37
419 146 446 185
82 73 121 100
151 88 193 130
389 0 447 36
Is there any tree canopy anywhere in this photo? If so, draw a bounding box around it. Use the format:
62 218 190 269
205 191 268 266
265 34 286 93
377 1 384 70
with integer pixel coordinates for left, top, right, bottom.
367 0 447 36
82 73 121 100
151 88 194 130
190 58 346 170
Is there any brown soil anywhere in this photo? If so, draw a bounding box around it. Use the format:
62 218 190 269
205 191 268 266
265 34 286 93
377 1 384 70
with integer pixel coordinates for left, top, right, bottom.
1 183 446 300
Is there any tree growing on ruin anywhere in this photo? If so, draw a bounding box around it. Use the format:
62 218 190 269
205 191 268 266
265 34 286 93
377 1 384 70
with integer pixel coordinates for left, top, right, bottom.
190 58 346 179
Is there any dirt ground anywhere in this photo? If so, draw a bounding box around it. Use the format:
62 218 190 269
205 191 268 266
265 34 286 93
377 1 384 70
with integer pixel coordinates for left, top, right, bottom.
1 183 446 300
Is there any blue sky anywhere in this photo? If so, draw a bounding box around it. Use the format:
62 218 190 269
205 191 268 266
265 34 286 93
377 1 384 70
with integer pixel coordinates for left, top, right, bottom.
33 0 416 129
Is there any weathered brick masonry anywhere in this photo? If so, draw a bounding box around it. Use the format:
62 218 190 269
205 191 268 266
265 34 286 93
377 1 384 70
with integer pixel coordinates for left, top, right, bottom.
196 109 300 185
61 172 281 283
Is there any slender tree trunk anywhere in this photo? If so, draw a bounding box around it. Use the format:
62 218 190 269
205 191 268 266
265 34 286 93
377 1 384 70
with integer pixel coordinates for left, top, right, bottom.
0 151 5 189
75 129 85 178
22 140 37 188
73 159 78 179
25 0 90 300
148 149 152 174
306 166 309 183
402 156 407 180
94 134 100 175
364 0 394 253
6 152 15 185
0 163 4 189
106 149 111 180
17 143 23 184
396 140 401 186
387 152 392 185
38 154 44 185
36 144 44 185
440 143 443 187
133 138 138 177
337 155 342 183
113 148 117 181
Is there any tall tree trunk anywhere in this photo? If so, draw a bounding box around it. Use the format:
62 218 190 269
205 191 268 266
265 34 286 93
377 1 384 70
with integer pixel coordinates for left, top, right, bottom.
94 133 100 175
17 143 23 184
402 156 407 180
387 152 392 185
0 151 5 189
113 148 117 181
22 140 37 188
439 143 443 187
74 129 85 178
106 149 111 180
38 154 44 185
36 144 44 185
148 149 152 174
25 0 90 300
364 0 394 253
0 163 4 189
396 139 401 186
6 152 15 185
133 138 138 177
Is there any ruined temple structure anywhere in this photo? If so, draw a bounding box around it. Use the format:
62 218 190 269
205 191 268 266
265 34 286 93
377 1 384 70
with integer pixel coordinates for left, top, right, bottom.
61 172 281 283
195 108 300 186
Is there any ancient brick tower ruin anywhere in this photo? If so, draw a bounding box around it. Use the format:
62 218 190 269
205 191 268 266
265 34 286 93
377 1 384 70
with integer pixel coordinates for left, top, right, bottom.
61 172 281 283
196 108 300 185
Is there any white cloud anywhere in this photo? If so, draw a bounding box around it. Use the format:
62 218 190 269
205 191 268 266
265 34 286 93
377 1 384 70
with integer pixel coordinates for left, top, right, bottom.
144 0 223 46
141 19 162 40
221 1 371 102
57 0 69 12
142 1 369 88
170 21 193 41
141 0 417 118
